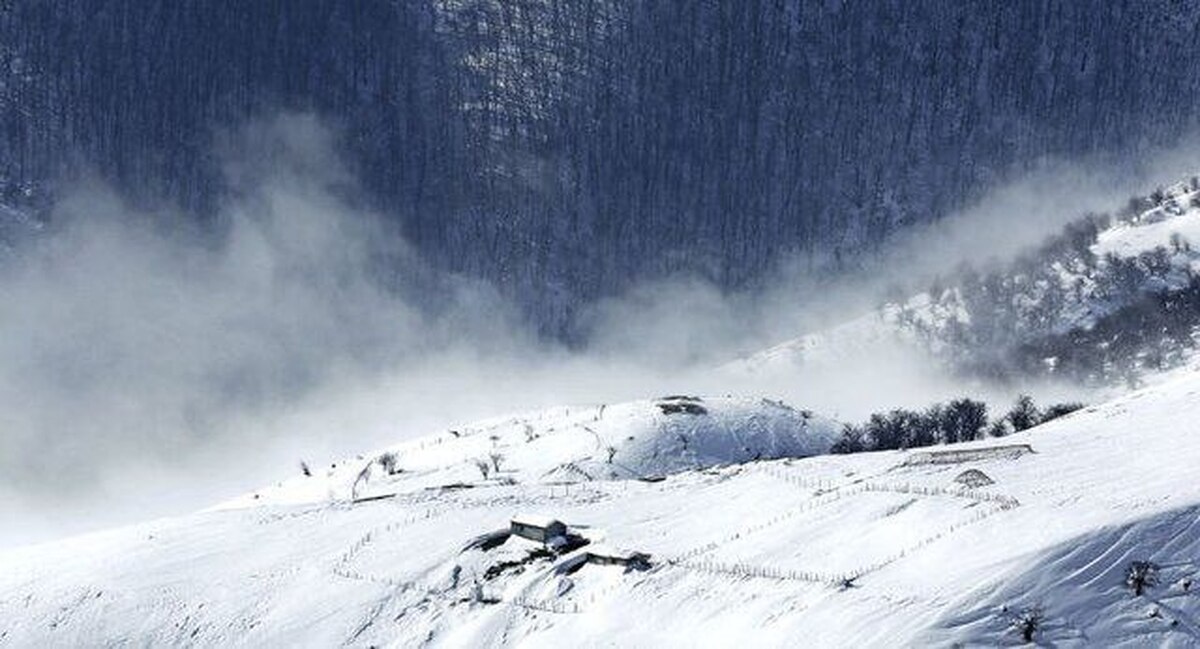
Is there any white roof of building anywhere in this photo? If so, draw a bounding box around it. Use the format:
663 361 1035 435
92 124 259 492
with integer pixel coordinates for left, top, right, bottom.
586 544 646 560
511 513 564 529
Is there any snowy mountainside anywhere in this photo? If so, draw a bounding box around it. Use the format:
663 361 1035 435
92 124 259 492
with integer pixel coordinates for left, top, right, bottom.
5 377 1200 645
217 396 840 510
728 178 1200 387
1093 185 1200 259
719 295 964 377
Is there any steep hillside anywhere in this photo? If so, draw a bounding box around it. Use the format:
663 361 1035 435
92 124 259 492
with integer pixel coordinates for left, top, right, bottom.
4 377 1200 646
7 2 1200 332
727 178 1200 389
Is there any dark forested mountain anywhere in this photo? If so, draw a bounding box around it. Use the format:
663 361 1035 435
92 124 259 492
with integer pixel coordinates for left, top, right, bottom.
4 1 1200 334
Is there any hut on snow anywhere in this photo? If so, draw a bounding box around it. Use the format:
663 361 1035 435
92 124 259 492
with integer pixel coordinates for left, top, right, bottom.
510 514 567 543
586 545 651 569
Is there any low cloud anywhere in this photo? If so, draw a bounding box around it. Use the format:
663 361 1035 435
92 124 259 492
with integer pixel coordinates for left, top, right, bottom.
0 115 1189 546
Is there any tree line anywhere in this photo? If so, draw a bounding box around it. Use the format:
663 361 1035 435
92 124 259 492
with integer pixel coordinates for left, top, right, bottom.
831 395 1083 454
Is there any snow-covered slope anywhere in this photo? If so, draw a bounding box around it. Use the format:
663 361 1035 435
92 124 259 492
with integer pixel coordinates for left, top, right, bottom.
720 295 961 376
726 178 1200 386
215 396 840 510
4 378 1200 646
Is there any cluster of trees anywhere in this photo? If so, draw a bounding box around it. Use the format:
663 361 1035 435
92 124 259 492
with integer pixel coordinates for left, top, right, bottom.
1009 272 1200 388
473 452 506 479
893 179 1200 388
832 395 1082 454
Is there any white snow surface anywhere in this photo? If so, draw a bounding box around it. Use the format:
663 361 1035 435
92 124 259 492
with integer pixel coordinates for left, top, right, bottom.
5 382 1200 646
719 299 949 377
1094 210 1200 260
211 396 840 510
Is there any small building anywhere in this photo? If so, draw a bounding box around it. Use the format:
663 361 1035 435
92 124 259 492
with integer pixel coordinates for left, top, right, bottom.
586 545 652 569
657 401 707 415
510 514 567 543
953 468 995 488
656 396 707 415
905 444 1034 466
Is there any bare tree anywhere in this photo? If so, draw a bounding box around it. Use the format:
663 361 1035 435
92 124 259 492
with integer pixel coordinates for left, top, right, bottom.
351 463 372 500
474 459 491 479
605 446 617 463
1126 561 1160 596
1008 606 1043 643
377 452 400 475
831 425 866 454
488 452 505 473
1006 395 1040 432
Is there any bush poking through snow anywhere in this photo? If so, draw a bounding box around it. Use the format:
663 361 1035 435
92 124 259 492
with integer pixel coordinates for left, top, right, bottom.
1126 561 1160 597
1006 395 1041 433
830 425 866 454
1039 402 1084 421
987 418 1012 438
1008 605 1044 643
474 459 491 480
300 461 312 477
377 452 400 475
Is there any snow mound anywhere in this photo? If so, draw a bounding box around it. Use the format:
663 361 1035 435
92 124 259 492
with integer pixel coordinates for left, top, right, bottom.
219 396 841 509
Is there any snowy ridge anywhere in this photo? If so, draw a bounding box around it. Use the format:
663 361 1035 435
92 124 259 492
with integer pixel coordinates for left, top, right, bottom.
5 375 1200 645
216 396 841 509
721 294 965 376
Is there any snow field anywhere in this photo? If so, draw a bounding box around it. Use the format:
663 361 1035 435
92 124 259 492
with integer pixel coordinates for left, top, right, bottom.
7 375 1200 645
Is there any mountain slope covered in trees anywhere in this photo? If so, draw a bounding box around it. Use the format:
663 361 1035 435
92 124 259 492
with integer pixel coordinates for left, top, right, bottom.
731 177 1200 390
5 1 1200 332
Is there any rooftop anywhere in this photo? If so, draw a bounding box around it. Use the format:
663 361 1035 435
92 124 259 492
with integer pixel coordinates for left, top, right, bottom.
511 514 564 529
